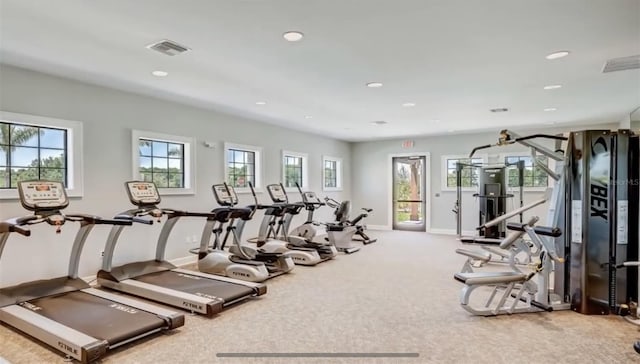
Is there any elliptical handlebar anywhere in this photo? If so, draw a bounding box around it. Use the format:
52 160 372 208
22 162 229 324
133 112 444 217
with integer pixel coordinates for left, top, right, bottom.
324 197 340 209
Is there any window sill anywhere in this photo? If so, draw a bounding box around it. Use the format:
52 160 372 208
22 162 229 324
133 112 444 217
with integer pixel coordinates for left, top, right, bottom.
157 187 195 196
323 187 343 192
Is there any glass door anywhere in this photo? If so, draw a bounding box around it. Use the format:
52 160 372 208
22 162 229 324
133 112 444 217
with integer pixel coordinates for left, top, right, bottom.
392 156 426 231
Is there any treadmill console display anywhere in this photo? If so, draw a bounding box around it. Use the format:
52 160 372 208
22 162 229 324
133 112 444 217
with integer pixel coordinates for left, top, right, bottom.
212 184 238 206
266 184 287 203
126 181 161 206
18 180 69 211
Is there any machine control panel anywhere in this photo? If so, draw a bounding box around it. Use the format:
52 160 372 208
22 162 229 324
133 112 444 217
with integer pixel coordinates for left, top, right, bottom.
302 191 319 203
125 181 161 206
18 180 69 211
212 184 238 206
266 184 287 203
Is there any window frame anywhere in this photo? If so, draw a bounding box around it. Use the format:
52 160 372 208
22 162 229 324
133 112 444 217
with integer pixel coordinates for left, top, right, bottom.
322 155 343 192
131 129 195 196
0 111 84 199
281 150 308 192
500 152 553 192
224 142 263 194
440 154 488 192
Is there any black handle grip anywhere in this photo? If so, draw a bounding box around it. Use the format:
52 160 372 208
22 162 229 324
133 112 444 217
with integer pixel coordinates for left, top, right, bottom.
10 225 31 236
131 216 154 225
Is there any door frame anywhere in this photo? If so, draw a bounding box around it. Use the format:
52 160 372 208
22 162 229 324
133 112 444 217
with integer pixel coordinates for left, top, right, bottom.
387 152 431 232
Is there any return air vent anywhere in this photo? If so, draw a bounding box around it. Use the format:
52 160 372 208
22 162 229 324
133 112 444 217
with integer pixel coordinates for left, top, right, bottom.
602 55 640 73
146 39 191 56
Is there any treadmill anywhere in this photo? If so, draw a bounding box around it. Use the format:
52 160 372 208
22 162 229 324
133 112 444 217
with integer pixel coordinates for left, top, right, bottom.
0 180 184 363
97 181 266 317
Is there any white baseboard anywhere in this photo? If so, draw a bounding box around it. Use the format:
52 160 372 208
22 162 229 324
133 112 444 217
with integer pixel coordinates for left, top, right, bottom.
367 224 392 231
427 229 476 236
171 254 197 267
428 228 456 235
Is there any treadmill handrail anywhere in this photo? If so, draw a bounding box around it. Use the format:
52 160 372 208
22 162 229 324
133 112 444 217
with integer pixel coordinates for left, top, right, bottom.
65 213 134 226
0 221 31 236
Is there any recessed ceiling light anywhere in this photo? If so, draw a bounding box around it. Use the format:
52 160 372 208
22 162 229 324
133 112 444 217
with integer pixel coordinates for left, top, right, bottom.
255 101 267 105
490 108 509 113
402 102 416 107
447 129 456 133
283 31 304 42
366 82 383 88
543 84 562 90
429 119 441 123
371 120 388 125
545 121 557 125
546 51 570 60
304 115 313 119
544 107 557 112
151 70 168 77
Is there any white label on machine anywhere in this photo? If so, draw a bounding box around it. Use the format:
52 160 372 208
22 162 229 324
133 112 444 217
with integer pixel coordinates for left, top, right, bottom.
617 200 628 245
571 200 582 243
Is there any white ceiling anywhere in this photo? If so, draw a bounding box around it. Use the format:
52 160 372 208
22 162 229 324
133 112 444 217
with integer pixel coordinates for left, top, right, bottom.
1 0 639 142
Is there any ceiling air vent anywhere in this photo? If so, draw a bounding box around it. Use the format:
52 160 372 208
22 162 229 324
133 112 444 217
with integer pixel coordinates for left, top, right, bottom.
602 55 640 73
146 39 191 56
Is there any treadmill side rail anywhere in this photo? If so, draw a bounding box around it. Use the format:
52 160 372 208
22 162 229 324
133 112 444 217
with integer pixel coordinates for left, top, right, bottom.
83 288 184 329
98 278 223 317
0 305 106 363
172 268 267 295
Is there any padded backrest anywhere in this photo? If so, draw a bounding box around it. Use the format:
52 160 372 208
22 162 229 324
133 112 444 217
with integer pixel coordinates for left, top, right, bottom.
335 201 351 223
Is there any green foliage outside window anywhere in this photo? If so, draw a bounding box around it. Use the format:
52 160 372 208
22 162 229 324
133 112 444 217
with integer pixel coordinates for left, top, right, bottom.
446 158 483 188
1 122 67 188
505 156 548 187
284 155 302 188
139 139 184 188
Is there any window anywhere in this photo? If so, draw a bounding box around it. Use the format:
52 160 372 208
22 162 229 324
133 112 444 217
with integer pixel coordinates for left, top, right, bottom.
227 149 255 188
132 130 194 195
323 156 343 191
441 155 485 191
282 150 308 189
224 143 262 192
0 111 83 199
504 155 549 188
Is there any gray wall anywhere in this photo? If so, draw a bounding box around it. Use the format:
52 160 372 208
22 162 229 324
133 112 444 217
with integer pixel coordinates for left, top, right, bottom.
632 106 640 130
0 65 352 286
351 126 617 233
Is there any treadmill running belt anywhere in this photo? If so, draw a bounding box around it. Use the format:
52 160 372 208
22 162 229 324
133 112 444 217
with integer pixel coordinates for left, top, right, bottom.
132 270 254 304
26 291 165 345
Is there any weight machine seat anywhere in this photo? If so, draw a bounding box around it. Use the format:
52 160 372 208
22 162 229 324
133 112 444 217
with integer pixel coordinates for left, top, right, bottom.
455 248 491 262
454 271 527 285
326 224 347 232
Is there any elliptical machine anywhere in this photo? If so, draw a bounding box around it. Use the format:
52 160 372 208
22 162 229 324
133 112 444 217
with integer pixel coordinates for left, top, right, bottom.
251 183 337 262
323 197 377 244
193 182 294 282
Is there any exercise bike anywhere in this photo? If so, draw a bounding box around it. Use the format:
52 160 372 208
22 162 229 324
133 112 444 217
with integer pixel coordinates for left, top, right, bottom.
323 197 377 245
283 183 359 254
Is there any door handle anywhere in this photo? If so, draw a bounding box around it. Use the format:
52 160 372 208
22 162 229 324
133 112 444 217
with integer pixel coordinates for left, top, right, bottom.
395 200 423 203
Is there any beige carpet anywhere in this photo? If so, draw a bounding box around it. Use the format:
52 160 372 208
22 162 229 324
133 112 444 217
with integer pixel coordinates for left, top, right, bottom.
1 231 639 364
